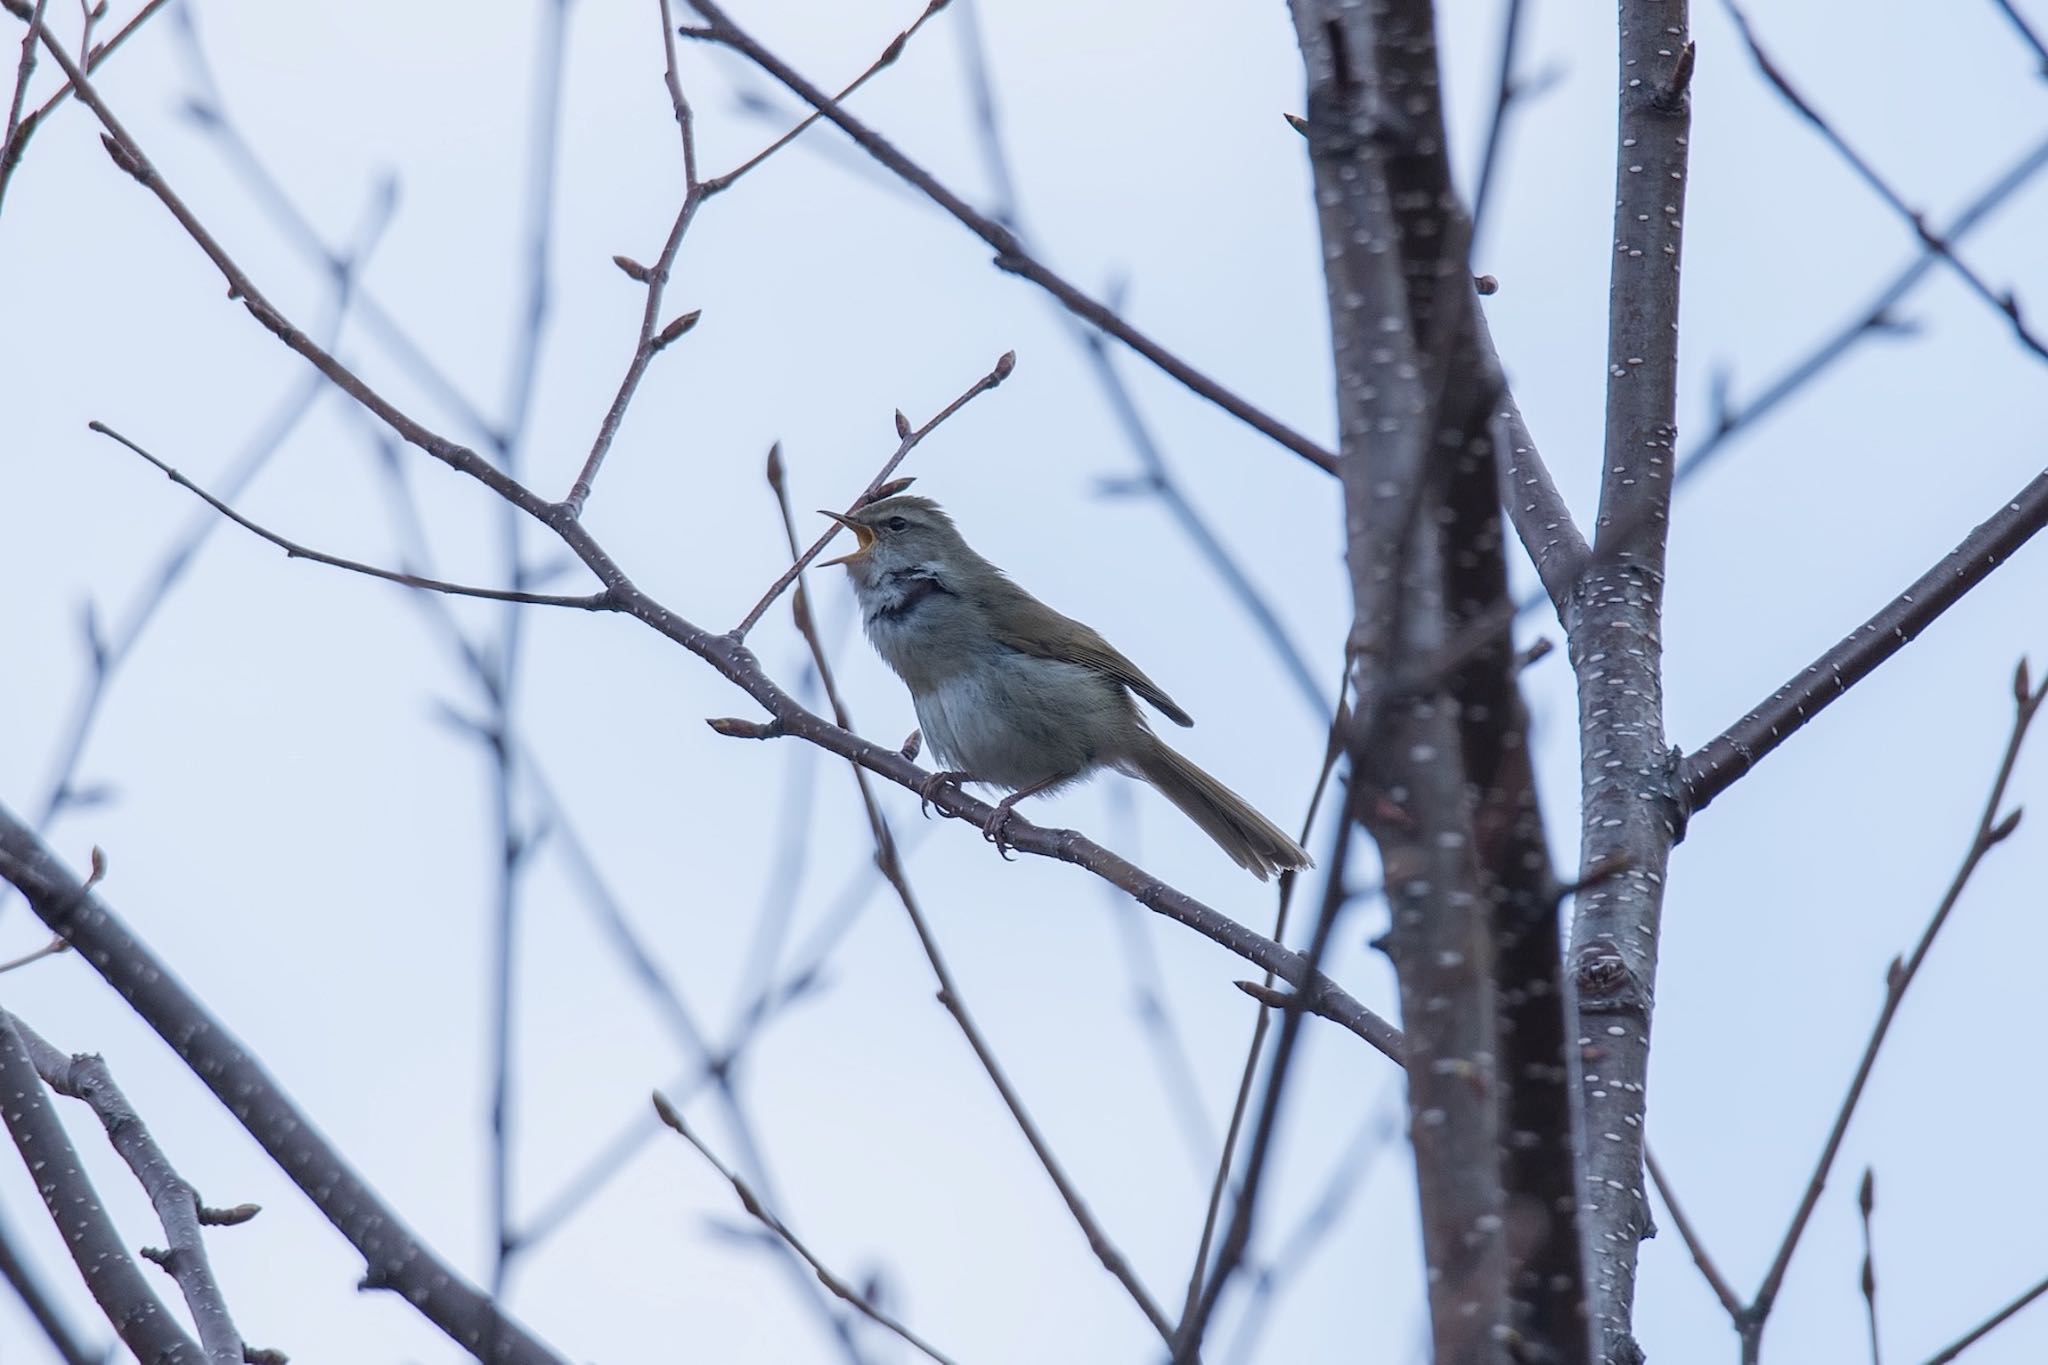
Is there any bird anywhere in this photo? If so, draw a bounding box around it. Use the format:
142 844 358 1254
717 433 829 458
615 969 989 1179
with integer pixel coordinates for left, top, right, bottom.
819 494 1311 880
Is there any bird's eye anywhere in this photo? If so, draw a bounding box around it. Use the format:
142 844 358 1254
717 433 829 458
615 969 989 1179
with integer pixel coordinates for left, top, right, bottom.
885 516 910 532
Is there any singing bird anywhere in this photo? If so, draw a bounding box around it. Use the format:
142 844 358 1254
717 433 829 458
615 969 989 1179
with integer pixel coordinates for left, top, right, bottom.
821 495 1310 879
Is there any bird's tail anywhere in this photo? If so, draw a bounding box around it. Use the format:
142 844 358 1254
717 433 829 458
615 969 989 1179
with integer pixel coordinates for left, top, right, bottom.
1127 735 1312 882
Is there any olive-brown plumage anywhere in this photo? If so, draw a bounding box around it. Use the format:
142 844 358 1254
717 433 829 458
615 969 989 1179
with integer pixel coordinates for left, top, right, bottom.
821 495 1310 879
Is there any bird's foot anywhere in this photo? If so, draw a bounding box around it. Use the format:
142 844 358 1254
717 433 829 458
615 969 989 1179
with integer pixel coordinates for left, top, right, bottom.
980 797 1023 861
918 769 971 818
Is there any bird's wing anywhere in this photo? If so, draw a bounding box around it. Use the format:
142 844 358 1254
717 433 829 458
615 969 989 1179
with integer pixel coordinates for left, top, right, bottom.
993 592 1195 727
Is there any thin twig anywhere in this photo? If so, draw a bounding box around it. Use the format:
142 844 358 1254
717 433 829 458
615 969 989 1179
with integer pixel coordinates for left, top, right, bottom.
945 12 1330 722
731 350 1015 638
1858 1168 1881 1365
1468 0 1525 244
1989 0 2048 75
703 0 949 195
1675 131 2048 497
0 0 166 212
1101 787 1215 1173
1726 1 2048 361
0 934 68 972
1177 781 1363 1362
1924 1269 2048 1364
89 422 616 610
1682 466 2048 814
653 1093 960 1365
1177 657 1351 1342
1644 1145 1743 1320
1743 662 2044 1351
481 0 570 1322
683 0 1338 474
1219 1089 1403 1365
561 0 701 515
1 0 50 198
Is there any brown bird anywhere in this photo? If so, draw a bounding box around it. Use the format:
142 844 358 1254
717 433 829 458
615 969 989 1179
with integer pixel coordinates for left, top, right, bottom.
821 495 1310 879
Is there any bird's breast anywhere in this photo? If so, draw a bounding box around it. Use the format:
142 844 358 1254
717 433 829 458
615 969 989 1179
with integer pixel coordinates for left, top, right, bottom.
912 650 1134 790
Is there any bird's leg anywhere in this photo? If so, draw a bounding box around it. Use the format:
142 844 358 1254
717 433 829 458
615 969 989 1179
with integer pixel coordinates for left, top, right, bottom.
918 768 974 818
981 771 1077 858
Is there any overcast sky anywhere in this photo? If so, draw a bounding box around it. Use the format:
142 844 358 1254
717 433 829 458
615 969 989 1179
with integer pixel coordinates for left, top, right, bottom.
3 1 2046 1362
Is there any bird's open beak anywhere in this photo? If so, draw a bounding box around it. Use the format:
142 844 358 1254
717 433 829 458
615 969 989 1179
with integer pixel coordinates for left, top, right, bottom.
817 510 875 567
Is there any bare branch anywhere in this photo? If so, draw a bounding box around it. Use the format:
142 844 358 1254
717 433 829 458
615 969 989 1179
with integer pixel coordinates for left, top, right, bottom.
1479 297 1588 612
1562 4 1695 1356
1858 1169 1882 1365
560 0 701 514
11 1013 256 1364
732 350 1016 639
1178 665 1351 1344
1725 2 2048 361
1644 1146 1743 1321
1176 783 1361 1363
944 12 1331 723
702 0 950 195
1924 1269 2048 1364
1469 0 1527 244
90 422 617 610
1681 466 2048 815
0 811 571 1365
1675 132 2048 496
1742 667 2044 1350
0 1010 203 1362
653 1093 960 1365
1989 0 2048 76
1 1 50 209
682 0 1339 474
0 0 165 212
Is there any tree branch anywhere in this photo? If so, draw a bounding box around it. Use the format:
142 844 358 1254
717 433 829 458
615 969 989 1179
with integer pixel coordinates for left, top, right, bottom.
0 809 572 1365
653 1093 959 1365
681 0 1338 475
1568 6 1694 1360
1726 2 2048 362
0 1010 204 1362
1925 1268 2048 1364
1739 664 2042 1358
90 421 618 610
10 1012 258 1364
562 0 700 515
1681 466 2048 815
732 350 1015 638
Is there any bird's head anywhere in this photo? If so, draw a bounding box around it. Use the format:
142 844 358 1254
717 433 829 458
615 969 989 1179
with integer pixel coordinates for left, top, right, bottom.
817 495 972 586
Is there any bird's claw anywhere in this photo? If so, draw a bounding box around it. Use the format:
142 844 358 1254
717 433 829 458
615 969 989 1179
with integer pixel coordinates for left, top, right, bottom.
918 770 968 819
981 802 1020 860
